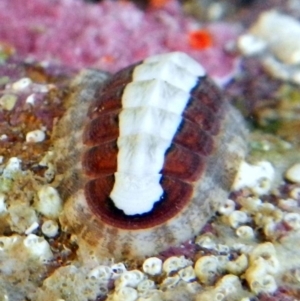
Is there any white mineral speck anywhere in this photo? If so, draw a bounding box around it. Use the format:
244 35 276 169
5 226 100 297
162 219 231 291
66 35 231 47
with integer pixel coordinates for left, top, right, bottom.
26 129 46 143
0 134 8 140
285 163 300 183
23 234 53 262
25 221 39 235
237 34 267 56
36 186 63 218
12 77 32 91
232 161 275 195
25 93 36 105
0 193 7 214
41 220 59 237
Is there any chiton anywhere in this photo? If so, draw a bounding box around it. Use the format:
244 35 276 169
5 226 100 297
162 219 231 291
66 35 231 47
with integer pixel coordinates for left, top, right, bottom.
54 52 247 260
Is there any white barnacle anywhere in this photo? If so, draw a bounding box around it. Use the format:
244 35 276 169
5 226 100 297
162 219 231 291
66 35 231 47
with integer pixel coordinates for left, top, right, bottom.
113 287 138 301
278 198 298 210
236 226 255 240
215 274 242 296
26 129 46 143
283 212 300 230
160 275 180 289
245 258 277 295
228 210 249 228
2 157 22 179
88 265 112 282
195 234 217 250
111 262 127 278
0 235 20 251
254 203 283 227
218 199 236 215
162 256 192 275
142 257 162 276
249 242 279 274
194 255 219 284
11 77 32 91
178 266 196 282
116 270 145 289
225 254 248 275
137 279 156 292
289 187 300 200
239 196 262 213
41 220 59 238
23 234 53 262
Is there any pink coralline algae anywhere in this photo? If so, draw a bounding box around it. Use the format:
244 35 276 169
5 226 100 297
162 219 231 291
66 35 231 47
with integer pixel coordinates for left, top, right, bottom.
0 0 240 83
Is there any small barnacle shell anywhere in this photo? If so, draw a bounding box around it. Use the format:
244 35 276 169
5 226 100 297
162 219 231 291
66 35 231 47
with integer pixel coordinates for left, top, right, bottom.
236 225 255 240
225 254 248 275
244 258 277 294
160 275 180 289
278 198 298 210
41 220 59 238
283 212 300 230
195 233 217 250
2 157 22 179
137 290 163 301
254 204 283 227
142 257 162 276
215 274 242 296
195 289 224 301
26 129 46 143
289 187 300 200
115 270 145 289
0 235 20 251
178 266 196 282
217 199 235 216
36 186 62 218
249 242 279 274
11 77 32 91
23 234 53 262
162 256 192 275
285 163 300 183
88 265 112 282
194 255 219 284
112 287 138 301
55 52 248 259
239 196 262 213
111 263 127 279
137 279 156 292
227 210 249 228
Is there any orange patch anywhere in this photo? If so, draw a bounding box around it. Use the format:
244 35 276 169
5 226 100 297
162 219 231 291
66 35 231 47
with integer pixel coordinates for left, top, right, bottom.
150 0 170 8
188 29 213 50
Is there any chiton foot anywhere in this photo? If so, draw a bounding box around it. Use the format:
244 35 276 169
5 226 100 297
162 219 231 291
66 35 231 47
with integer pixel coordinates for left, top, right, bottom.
53 52 247 260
